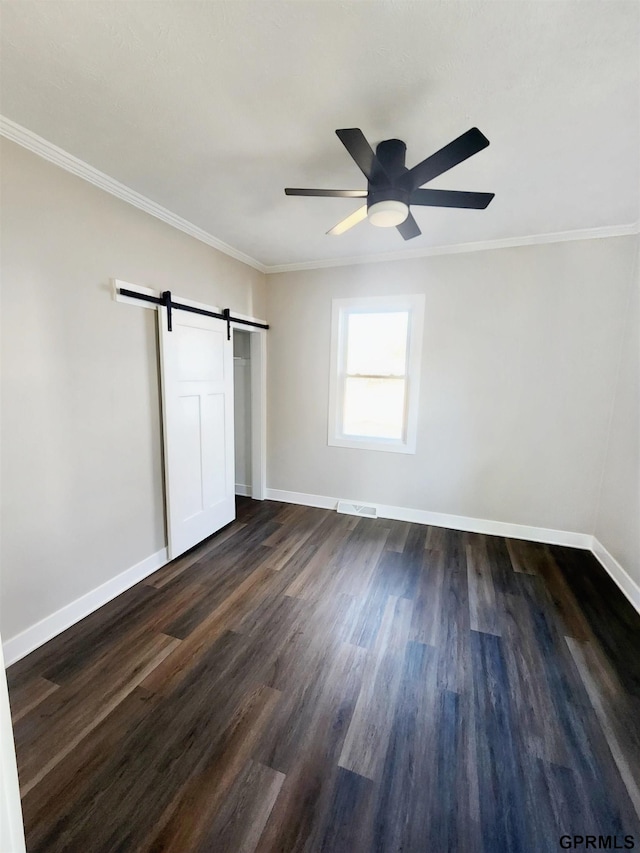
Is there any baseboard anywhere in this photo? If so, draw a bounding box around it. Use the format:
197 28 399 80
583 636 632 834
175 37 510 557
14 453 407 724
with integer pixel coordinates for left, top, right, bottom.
3 547 168 667
235 484 252 497
4 499 637 668
264 488 593 549
266 489 338 512
266 488 640 614
591 538 640 614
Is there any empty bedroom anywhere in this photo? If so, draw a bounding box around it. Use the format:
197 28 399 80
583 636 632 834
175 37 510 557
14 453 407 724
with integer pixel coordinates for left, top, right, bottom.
0 2 639 852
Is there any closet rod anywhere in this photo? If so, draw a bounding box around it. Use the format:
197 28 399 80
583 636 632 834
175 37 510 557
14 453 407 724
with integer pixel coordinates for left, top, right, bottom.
118 287 269 339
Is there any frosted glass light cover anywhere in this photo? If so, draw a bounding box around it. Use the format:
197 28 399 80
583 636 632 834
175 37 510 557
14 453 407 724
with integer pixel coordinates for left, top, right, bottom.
368 200 409 227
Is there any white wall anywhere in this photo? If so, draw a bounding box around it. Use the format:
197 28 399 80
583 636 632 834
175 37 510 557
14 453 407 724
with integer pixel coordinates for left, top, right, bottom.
595 235 640 585
266 237 637 535
0 139 266 642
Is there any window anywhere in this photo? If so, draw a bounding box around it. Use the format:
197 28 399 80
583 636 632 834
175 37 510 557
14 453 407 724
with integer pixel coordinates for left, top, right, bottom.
328 294 425 453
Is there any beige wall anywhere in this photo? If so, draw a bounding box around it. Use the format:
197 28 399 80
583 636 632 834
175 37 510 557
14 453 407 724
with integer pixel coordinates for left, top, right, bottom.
0 139 266 640
266 237 637 536
2 134 637 645
595 236 640 585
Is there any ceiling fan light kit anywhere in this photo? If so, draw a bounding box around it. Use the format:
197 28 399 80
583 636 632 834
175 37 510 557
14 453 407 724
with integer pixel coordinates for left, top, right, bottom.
285 126 494 240
368 199 409 227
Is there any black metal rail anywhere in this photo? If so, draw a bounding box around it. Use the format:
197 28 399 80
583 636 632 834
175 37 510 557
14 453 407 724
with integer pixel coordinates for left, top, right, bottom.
119 287 269 339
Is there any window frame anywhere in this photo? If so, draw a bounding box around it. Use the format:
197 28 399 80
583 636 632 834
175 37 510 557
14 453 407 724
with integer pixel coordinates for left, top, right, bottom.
328 293 425 454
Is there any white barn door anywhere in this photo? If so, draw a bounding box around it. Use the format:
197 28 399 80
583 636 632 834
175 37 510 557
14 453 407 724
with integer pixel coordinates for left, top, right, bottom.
159 306 236 560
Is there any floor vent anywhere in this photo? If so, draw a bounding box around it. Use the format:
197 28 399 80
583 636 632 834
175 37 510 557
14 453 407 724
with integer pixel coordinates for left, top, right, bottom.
336 501 378 519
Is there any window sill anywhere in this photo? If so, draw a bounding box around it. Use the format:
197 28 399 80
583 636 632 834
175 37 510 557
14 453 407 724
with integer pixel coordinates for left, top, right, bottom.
328 435 416 454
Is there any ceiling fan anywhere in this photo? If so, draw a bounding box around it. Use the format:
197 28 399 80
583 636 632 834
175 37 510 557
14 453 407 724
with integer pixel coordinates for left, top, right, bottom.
285 127 494 240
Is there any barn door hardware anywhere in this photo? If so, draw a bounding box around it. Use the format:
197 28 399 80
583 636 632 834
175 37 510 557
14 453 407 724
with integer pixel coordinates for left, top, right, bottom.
118 287 269 335
162 290 173 332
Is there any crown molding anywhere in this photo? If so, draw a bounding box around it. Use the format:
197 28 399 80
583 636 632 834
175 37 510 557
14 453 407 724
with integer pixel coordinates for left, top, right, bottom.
2 115 638 277
0 115 268 274
264 221 640 274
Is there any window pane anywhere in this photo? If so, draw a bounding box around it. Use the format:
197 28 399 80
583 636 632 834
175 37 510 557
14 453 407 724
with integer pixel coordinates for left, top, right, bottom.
346 312 408 376
343 377 405 439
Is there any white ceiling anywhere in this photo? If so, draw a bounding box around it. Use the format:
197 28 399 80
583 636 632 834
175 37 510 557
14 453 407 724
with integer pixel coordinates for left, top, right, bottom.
1 1 638 269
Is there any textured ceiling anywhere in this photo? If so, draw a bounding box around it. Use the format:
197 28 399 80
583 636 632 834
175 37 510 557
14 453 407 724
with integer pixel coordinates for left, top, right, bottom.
1 1 638 268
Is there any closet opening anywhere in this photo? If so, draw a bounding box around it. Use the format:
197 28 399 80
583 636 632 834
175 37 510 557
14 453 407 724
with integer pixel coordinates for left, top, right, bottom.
230 322 266 503
233 329 252 498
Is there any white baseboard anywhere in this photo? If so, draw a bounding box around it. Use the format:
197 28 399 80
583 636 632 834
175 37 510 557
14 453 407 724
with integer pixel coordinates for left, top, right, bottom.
3 548 168 667
266 488 640 613
592 538 640 614
265 488 593 549
4 496 638 669
266 489 338 512
235 484 252 497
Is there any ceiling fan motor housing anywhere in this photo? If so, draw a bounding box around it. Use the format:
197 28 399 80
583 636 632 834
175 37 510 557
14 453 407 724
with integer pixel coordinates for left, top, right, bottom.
375 138 407 178
368 138 410 214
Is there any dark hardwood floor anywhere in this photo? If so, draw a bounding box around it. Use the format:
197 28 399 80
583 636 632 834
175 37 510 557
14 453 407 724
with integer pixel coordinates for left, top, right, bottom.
7 498 640 852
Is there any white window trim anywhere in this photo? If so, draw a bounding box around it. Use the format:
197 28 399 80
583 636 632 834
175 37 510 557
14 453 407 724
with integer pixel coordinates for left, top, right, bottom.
328 293 425 454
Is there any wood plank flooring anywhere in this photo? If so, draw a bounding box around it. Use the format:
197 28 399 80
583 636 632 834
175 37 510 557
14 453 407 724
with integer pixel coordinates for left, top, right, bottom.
7 498 640 852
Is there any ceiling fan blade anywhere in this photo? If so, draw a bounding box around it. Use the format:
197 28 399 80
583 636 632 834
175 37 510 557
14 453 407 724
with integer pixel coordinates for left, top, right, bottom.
335 129 390 183
327 205 368 236
396 213 421 240
410 189 495 209
402 128 490 191
285 188 368 198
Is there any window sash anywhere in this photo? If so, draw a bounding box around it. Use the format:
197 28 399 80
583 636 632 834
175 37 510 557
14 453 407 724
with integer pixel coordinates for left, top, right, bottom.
328 294 425 454
344 310 409 377
345 372 407 379
341 375 407 441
